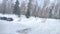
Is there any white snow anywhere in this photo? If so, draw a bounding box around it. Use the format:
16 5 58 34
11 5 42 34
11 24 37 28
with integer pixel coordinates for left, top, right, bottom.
0 14 60 34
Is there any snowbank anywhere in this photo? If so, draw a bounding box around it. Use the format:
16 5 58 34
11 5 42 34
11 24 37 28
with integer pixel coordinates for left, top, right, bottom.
0 14 60 34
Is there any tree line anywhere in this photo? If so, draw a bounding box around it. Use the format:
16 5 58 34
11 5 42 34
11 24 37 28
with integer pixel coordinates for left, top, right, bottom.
0 0 60 19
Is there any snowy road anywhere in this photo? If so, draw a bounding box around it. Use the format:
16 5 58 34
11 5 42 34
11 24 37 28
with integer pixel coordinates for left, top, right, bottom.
0 16 60 34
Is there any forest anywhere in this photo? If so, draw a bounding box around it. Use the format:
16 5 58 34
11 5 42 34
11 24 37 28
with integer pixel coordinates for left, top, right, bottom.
0 0 60 19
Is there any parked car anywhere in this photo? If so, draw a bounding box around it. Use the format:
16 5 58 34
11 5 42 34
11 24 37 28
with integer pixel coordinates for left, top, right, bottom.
0 17 7 20
6 18 13 21
0 17 13 21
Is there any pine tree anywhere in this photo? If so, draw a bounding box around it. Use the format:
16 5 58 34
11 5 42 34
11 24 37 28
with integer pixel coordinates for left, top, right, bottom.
26 0 32 18
13 0 20 17
26 9 30 18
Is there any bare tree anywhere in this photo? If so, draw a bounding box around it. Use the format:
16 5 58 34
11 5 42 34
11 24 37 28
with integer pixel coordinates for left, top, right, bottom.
1 0 14 14
2 0 7 14
43 0 50 8
40 0 50 18
49 6 54 18
32 0 38 17
6 0 14 14
20 1 27 15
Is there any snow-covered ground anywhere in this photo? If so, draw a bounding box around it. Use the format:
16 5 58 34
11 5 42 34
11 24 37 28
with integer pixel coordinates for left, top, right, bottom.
0 14 60 34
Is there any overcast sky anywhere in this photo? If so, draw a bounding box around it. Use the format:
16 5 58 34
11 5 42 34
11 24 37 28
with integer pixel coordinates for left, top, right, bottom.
0 0 54 3
0 0 2 3
0 0 57 4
